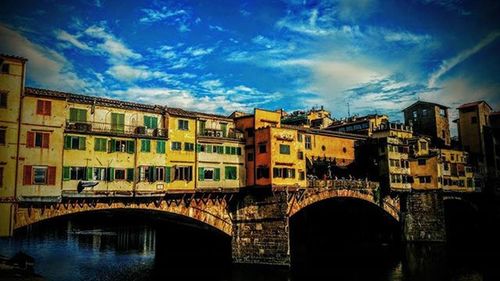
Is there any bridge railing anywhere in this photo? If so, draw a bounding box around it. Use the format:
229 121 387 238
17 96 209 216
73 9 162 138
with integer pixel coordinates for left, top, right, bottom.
307 179 379 190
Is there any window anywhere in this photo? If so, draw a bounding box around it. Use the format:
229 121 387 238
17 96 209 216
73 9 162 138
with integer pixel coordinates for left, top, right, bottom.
157 140 166 153
257 167 269 179
471 116 477 124
184 142 194 151
27 131 50 148
111 113 125 133
247 152 254 161
109 139 134 153
418 159 426 166
144 116 158 129
225 146 238 155
259 143 267 153
420 141 427 150
440 108 446 117
141 139 151 152
305 135 312 150
245 128 254 137
412 111 417 119
156 167 165 181
1 63 9 73
198 167 220 181
225 166 237 180
178 119 189 130
139 166 164 182
299 171 305 181
94 138 107 152
273 168 295 179
422 109 428 116
70 167 86 180
23 166 55 185
298 134 303 142
174 166 192 181
298 151 304 160
171 141 182 151
69 108 87 122
205 145 212 153
64 135 85 150
280 144 290 154
115 169 126 180
93 168 107 181
419 176 432 183
0 91 7 108
0 129 5 145
36 100 51 116
215 145 224 154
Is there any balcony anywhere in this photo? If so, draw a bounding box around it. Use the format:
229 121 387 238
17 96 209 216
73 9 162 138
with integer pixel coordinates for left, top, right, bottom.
66 120 167 138
198 128 244 141
307 179 379 190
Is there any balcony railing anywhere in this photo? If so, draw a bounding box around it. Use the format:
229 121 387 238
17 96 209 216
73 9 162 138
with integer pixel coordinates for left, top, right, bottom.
307 179 379 190
66 120 167 138
198 129 244 140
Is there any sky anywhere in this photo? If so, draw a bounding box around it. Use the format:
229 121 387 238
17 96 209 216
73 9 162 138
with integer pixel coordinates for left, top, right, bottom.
0 0 499 128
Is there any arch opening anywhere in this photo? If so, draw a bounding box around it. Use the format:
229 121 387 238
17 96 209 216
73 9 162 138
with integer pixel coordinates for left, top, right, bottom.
444 199 481 247
289 197 401 278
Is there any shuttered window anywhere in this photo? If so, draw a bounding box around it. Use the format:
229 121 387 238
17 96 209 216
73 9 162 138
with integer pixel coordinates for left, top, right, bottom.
36 100 51 116
279 144 290 154
69 108 87 122
23 166 56 185
111 113 125 133
27 131 50 148
225 166 237 180
141 139 151 152
144 116 158 129
156 140 165 153
64 135 86 150
171 141 182 151
94 138 107 152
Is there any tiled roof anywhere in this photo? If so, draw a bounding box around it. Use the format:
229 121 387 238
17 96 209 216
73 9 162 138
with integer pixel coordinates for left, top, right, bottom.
1 54 28 62
402 100 449 111
25 87 164 113
166 107 233 120
457 100 492 110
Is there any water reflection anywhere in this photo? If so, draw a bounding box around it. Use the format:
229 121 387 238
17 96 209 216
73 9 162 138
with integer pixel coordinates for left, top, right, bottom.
0 211 495 281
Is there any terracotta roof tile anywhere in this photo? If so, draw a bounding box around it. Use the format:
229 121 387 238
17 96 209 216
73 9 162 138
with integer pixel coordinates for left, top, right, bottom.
457 100 492 110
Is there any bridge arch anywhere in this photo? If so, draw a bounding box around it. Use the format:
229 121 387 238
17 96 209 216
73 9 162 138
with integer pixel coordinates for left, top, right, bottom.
288 188 400 221
14 199 232 236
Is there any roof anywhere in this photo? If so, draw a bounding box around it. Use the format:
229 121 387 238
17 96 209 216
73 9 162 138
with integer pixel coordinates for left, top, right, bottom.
402 100 449 112
0 54 28 62
165 107 231 120
281 124 367 140
457 100 492 110
25 87 164 113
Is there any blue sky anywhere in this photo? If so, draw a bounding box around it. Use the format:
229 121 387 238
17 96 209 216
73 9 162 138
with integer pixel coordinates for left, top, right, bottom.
1 0 499 125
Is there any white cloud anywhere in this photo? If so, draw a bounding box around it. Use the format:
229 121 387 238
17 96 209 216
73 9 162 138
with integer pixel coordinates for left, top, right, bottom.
184 47 214 57
209 25 225 32
0 24 98 93
383 31 431 44
106 64 170 82
84 25 141 62
428 31 500 88
55 30 91 50
200 79 223 89
140 7 187 23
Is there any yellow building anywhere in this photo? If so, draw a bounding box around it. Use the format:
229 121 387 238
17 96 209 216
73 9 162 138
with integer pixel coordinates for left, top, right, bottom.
195 111 246 190
165 108 196 190
0 54 27 236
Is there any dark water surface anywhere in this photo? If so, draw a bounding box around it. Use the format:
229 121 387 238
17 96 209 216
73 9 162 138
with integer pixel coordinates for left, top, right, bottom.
0 207 497 281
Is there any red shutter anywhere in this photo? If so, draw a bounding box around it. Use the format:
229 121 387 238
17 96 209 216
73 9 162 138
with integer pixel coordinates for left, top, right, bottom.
45 101 51 116
36 100 43 115
26 132 34 148
48 166 56 185
23 165 32 185
42 133 49 148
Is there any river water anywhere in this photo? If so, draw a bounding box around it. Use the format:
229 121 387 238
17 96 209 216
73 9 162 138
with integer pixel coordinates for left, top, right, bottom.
0 211 497 281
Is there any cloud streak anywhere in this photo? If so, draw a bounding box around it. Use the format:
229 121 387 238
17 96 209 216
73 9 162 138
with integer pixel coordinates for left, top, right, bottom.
428 31 500 88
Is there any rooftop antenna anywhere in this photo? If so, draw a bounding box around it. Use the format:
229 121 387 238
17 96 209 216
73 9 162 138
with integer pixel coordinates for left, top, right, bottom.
347 102 351 117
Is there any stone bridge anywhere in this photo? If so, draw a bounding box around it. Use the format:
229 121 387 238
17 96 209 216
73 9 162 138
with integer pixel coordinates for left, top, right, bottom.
6 180 473 267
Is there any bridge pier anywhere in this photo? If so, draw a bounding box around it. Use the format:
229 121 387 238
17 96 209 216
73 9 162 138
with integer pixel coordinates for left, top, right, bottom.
231 189 290 266
402 190 446 242
0 202 15 237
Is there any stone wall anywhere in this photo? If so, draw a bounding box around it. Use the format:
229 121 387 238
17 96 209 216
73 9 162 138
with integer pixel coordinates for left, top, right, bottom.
402 190 446 242
231 189 290 266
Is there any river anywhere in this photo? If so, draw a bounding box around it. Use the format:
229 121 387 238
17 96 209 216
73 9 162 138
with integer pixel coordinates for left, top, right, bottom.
0 211 496 281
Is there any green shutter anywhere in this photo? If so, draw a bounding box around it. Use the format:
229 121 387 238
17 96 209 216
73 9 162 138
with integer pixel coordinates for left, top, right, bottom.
79 137 86 150
221 123 227 137
151 117 158 129
86 167 93 180
141 139 150 152
63 167 70 181
237 147 242 155
69 108 77 122
127 140 135 153
198 167 204 181
126 168 134 181
107 168 115 181
196 144 201 152
94 138 100 151
214 168 220 181
218 146 223 154
144 116 150 128
225 146 230 154
157 140 165 153
78 109 87 122
225 166 237 180
111 113 124 133
206 145 212 153
165 167 171 183
64 136 71 149
109 139 116 152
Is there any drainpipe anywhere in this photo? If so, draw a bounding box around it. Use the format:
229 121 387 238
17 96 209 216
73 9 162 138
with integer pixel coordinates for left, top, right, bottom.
14 59 26 201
